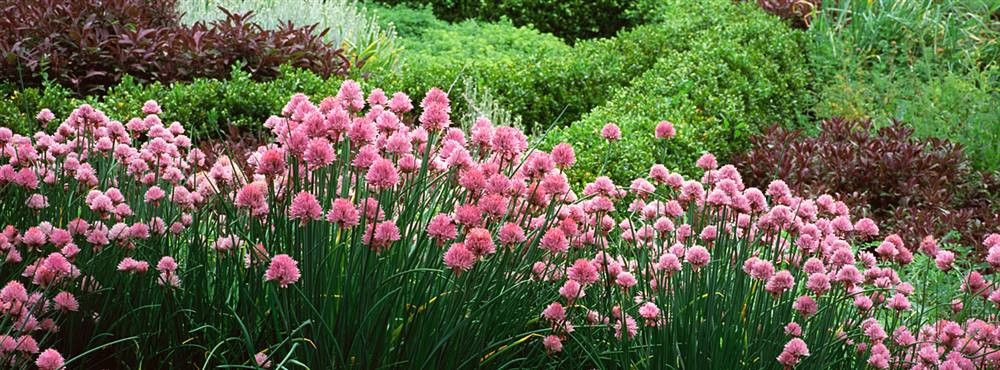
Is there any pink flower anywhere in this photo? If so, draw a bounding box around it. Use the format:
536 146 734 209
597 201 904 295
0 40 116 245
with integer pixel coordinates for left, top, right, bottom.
443 243 476 274
776 338 810 367
255 352 272 368
568 259 599 285
36 109 55 123
26 194 48 210
854 218 879 237
326 199 360 228
491 126 528 158
886 293 911 311
696 153 718 170
988 246 1000 269
655 120 675 139
304 138 336 170
265 254 300 288
792 295 817 318
35 348 64 370
366 221 400 253
157 256 178 273
289 192 323 223
117 257 149 273
542 302 565 322
639 302 660 326
427 214 457 242
540 228 568 254
1 281 28 303
542 335 562 354
256 149 287 177
235 182 269 217
601 123 621 141
53 291 78 311
765 270 794 298
142 100 162 115
684 246 710 270
389 92 413 113
784 322 802 337
23 227 47 248
145 186 165 204
615 272 637 289
656 253 682 274
464 228 495 256
806 273 830 295
551 143 576 168
559 280 583 301
498 223 526 245
935 250 955 271
366 158 399 190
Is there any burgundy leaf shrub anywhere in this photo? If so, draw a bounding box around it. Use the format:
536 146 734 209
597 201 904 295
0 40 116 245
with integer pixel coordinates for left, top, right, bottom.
0 0 351 94
743 0 821 28
732 118 999 250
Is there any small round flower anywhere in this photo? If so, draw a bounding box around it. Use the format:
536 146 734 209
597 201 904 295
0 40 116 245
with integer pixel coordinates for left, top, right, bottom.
695 153 718 170
53 291 78 311
326 199 360 228
684 246 710 270
935 250 955 271
776 338 809 367
639 302 660 326
615 272 637 289
601 123 621 141
464 228 496 256
568 259 598 285
551 143 576 168
784 322 802 337
366 158 400 190
655 120 675 139
765 270 794 298
157 256 178 273
792 295 817 318
542 335 562 354
36 109 56 123
142 100 162 115
540 228 568 254
542 302 565 322
265 254 301 288
35 348 64 370
443 243 476 275
289 192 323 223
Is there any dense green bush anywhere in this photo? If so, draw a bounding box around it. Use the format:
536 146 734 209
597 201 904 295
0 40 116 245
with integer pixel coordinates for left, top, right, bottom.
369 3 446 39
370 0 633 42
808 0 1000 171
543 0 811 187
0 65 347 139
380 2 731 133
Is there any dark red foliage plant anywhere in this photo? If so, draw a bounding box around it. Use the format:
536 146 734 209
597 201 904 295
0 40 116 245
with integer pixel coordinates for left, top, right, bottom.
732 118 999 251
742 0 821 28
0 0 352 95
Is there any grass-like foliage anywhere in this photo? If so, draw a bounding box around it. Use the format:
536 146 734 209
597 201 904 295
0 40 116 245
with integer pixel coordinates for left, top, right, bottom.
0 83 998 368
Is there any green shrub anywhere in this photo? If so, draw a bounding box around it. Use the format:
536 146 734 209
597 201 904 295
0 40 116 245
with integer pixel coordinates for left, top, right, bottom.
381 19 572 130
370 0 634 42
544 1 811 187
1 65 347 139
382 4 730 133
0 82 81 135
369 3 450 39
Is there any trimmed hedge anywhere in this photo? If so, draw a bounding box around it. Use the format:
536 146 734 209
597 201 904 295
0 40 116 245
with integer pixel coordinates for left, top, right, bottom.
0 65 347 139
381 3 728 133
543 0 811 187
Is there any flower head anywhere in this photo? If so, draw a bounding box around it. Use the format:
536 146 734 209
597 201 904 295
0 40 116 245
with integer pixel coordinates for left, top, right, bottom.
265 254 301 288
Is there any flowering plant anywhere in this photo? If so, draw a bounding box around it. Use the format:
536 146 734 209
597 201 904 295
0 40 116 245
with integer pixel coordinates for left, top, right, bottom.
0 82 997 368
